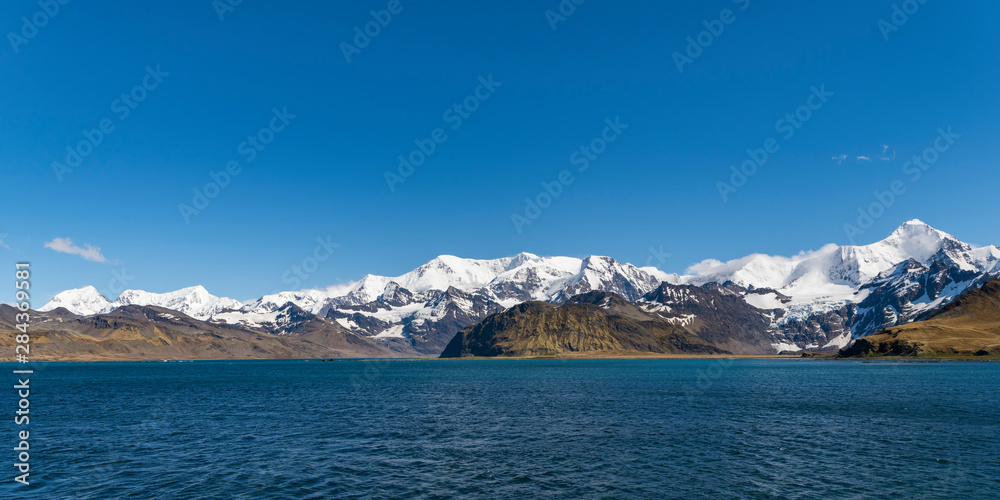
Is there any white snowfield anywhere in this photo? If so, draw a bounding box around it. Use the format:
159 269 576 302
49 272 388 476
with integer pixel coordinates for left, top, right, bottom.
39 220 1000 350
38 285 115 316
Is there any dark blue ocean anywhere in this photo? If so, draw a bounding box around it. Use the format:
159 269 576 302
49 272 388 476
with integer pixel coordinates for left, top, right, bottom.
1 359 998 499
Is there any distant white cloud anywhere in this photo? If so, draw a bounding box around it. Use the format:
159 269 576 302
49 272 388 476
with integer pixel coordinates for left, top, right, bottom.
833 146 894 164
44 238 106 263
0 233 8 249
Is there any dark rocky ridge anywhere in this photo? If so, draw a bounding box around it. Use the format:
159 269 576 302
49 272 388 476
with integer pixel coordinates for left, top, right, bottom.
638 282 781 354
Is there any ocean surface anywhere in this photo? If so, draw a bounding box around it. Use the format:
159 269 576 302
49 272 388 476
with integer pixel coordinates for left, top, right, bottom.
1 359 998 499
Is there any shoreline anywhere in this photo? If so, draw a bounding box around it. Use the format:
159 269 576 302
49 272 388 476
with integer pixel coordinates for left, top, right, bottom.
4 352 999 363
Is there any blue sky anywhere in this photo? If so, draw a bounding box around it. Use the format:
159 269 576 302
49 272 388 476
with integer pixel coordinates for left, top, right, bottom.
2 0 998 303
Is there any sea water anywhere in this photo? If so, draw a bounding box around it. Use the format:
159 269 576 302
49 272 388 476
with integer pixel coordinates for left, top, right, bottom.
1 359 997 498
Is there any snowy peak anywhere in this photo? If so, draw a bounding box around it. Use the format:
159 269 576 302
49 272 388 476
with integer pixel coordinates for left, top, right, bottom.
339 274 394 305
508 251 541 268
877 219 966 261
245 289 331 315
396 254 518 292
827 221 971 287
39 286 113 316
888 219 950 241
113 286 242 319
556 255 663 302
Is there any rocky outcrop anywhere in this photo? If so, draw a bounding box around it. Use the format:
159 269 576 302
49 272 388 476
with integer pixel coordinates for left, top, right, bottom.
440 291 724 358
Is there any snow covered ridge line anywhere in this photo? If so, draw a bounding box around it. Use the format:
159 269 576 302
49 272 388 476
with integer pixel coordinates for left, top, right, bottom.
38 220 1000 352
38 285 242 319
40 220 998 315
37 252 666 317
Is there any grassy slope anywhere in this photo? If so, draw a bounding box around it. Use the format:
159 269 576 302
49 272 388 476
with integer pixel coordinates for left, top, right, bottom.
841 279 1000 357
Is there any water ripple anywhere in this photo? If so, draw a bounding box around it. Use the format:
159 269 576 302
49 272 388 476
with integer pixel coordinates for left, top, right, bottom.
0 359 997 498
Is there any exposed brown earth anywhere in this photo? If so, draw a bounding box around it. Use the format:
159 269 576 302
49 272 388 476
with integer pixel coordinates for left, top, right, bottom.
0 304 405 361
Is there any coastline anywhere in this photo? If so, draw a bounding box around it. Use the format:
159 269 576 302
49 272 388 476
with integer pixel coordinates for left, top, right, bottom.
6 351 999 363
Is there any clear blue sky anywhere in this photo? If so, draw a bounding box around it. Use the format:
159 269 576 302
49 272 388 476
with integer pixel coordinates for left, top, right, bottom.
2 0 998 303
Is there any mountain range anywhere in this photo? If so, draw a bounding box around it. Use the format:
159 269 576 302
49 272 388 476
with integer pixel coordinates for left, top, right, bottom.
32 220 1000 358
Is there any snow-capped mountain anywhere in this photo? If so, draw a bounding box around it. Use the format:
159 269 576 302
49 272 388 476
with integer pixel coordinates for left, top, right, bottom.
240 253 668 354
38 286 114 316
326 286 506 353
553 255 666 303
683 220 999 324
242 252 666 314
113 286 243 319
41 285 242 319
38 220 999 355
243 289 335 315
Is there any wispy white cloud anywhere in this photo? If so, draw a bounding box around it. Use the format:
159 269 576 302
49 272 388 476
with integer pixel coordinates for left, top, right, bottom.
44 238 106 263
0 233 8 249
834 145 895 164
